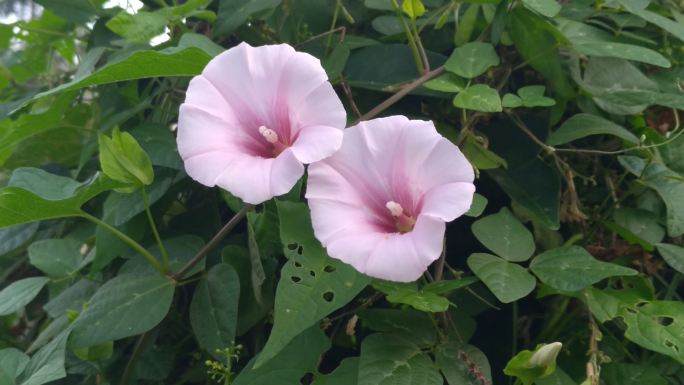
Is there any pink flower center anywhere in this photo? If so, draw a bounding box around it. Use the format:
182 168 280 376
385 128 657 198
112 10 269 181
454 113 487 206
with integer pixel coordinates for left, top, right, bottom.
258 125 288 157
385 201 416 233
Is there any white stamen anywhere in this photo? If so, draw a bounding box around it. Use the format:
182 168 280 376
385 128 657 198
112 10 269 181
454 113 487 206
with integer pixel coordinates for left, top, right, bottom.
385 201 404 217
259 125 279 144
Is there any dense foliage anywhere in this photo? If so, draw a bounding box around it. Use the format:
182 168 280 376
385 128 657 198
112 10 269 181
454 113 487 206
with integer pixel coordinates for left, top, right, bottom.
1 0 684 384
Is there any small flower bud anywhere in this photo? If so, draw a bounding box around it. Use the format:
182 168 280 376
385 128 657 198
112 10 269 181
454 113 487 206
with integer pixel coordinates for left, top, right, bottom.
529 342 562 368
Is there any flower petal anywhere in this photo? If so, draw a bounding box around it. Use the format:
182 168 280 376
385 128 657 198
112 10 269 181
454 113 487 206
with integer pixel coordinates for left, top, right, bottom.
177 104 253 160
364 216 445 282
290 124 344 164
214 148 304 204
421 182 476 222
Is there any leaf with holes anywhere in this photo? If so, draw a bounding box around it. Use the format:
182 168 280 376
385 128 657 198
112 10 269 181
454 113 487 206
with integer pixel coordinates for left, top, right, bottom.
471 207 535 261
467 253 536 303
190 263 240 360
358 333 442 385
530 246 638 292
618 300 684 363
253 201 370 368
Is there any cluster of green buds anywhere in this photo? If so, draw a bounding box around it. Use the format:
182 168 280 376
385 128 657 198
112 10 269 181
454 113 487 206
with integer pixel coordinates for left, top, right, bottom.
205 344 243 384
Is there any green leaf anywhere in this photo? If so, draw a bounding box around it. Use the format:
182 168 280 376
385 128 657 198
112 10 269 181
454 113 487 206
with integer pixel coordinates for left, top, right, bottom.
445 42 500 78
502 93 523 108
28 239 82 277
618 300 684 363
215 0 282 35
547 113 640 146
322 44 351 81
465 193 488 217
530 246 637 291
233 327 330 385
0 170 124 229
509 8 573 99
0 348 29 382
574 41 670 68
254 201 370 368
402 0 426 19
602 363 668 385
119 235 205 275
106 11 169 44
423 276 479 294
0 277 50 316
0 222 39 256
522 0 561 17
18 330 70 385
423 73 465 93
130 124 182 170
467 253 536 303
656 243 684 275
435 341 492 385
622 6 684 42
619 156 684 237
190 263 240 360
462 135 508 170
312 358 359 385
611 208 665 249
535 368 576 385
358 333 442 385
99 127 154 188
516 85 556 107
33 0 103 23
584 276 654 323
358 308 438 347
29 34 218 103
471 207 535 261
373 280 450 312
70 273 175 348
453 84 502 112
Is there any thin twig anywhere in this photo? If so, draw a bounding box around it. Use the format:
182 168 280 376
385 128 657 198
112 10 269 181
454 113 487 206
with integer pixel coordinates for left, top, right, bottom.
354 66 445 123
170 204 253 281
295 26 347 48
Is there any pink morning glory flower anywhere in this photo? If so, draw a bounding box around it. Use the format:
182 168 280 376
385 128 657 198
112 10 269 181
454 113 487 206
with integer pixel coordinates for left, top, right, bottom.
177 42 346 204
306 116 476 282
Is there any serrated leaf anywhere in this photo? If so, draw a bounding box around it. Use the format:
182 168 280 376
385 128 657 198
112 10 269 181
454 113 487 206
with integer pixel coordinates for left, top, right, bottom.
190 263 240 360
471 207 535 261
0 277 50 316
71 274 175 348
530 246 637 291
254 201 370 368
445 42 500 78
358 333 442 385
547 113 640 146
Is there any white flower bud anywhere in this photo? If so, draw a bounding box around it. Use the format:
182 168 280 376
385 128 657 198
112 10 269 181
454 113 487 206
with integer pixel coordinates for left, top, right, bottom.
529 342 562 367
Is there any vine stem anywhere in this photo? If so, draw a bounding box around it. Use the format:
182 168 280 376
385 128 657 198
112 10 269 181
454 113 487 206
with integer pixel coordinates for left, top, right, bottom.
82 212 165 274
354 65 445 123
171 204 253 281
119 331 153 385
142 188 170 271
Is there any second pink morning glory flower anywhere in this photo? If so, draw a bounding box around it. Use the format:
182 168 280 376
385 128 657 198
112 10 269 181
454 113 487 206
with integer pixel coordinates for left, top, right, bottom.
306 116 476 282
177 42 346 204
